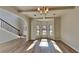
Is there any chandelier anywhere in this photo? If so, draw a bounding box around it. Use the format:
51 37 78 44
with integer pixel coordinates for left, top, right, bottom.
37 6 49 20
37 6 49 14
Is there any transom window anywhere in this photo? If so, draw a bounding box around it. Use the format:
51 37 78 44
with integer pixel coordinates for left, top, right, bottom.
42 25 47 35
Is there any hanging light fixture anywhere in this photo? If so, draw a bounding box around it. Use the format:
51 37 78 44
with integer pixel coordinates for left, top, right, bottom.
37 6 49 14
37 6 49 20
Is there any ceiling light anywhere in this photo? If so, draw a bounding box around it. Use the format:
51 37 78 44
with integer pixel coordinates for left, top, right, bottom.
37 6 49 14
37 6 49 20
37 8 40 11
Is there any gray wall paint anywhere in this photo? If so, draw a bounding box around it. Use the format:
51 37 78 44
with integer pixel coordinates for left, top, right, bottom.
0 11 23 30
54 17 61 40
61 7 79 52
0 28 19 43
0 8 28 43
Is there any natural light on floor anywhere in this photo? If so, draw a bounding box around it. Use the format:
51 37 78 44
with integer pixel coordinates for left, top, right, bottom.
26 40 38 51
51 40 63 53
39 39 49 47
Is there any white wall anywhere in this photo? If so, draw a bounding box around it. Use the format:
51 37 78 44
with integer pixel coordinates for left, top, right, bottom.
0 7 30 41
0 8 23 43
54 17 61 40
0 28 19 43
22 17 30 41
0 11 20 29
61 7 79 52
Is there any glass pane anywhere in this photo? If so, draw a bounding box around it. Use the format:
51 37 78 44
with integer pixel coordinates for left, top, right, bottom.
43 30 46 32
42 30 46 35
50 30 52 32
36 30 39 35
37 30 39 32
42 25 46 30
36 25 40 35
43 25 46 29
50 25 53 35
50 30 52 35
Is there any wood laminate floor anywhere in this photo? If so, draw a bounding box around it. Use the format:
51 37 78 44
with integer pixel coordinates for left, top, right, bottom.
55 40 77 53
26 39 60 53
12 39 77 53
6 40 76 53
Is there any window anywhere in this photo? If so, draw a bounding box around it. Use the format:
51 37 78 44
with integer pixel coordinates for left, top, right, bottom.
36 25 40 35
42 30 46 35
50 25 53 35
43 25 46 29
42 25 47 35
36 30 40 35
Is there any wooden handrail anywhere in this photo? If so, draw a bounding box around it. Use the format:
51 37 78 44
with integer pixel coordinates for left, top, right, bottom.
0 18 20 31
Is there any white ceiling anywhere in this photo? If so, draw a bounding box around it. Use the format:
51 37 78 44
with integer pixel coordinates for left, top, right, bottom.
15 6 75 19
19 10 73 18
16 6 41 10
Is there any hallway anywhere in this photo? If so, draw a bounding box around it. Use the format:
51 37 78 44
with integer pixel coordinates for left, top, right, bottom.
25 39 77 53
0 1 79 59
26 39 62 53
3 38 75 53
0 6 79 53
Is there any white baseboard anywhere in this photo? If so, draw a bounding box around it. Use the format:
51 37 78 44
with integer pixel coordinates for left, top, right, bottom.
61 39 79 52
